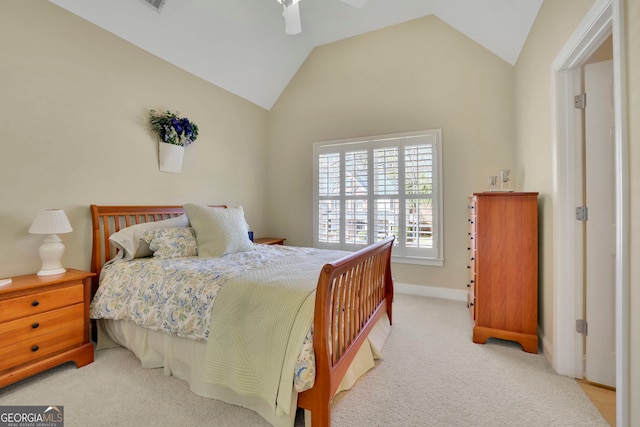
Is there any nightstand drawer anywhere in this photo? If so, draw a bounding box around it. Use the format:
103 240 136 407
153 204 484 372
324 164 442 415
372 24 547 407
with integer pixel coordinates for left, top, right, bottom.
0 304 85 346
0 282 84 323
0 319 84 372
254 237 286 245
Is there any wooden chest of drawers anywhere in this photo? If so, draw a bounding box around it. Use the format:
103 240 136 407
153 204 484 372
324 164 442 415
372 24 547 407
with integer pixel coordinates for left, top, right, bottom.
467 192 539 353
0 269 95 388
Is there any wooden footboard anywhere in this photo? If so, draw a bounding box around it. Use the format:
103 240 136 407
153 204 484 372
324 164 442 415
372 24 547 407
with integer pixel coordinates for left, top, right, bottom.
90 205 394 426
297 235 394 426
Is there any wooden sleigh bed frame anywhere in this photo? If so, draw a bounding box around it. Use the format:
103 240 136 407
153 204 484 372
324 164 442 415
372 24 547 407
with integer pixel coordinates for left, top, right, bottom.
90 204 394 426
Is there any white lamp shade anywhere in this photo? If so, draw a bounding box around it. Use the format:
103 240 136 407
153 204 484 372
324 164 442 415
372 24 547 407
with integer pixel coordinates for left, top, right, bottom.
29 209 73 235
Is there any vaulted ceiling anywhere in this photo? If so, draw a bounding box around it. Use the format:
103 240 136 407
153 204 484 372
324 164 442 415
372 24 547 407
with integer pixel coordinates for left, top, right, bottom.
49 0 543 110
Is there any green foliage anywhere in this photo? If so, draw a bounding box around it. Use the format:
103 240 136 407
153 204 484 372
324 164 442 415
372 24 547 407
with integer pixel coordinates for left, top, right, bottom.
149 110 199 147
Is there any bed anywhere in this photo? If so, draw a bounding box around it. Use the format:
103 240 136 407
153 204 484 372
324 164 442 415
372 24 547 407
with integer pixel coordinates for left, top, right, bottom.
89 204 394 427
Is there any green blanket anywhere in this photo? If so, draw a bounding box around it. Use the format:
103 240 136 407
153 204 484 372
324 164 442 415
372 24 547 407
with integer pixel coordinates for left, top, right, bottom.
204 249 346 417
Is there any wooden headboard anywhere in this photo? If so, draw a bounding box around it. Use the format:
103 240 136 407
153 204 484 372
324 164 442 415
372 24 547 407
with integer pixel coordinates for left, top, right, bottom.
89 204 226 293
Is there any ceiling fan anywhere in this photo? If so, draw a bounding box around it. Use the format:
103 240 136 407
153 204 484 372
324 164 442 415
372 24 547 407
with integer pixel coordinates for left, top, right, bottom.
276 0 368 35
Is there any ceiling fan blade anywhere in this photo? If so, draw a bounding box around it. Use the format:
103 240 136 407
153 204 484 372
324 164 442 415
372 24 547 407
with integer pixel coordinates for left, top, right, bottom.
340 0 367 8
283 2 301 35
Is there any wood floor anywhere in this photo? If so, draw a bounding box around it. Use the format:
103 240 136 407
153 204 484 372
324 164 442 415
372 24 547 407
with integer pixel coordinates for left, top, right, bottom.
578 379 616 426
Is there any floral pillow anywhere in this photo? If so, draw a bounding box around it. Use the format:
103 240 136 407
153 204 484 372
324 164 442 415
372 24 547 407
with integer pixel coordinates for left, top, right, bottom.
140 227 198 258
109 214 189 260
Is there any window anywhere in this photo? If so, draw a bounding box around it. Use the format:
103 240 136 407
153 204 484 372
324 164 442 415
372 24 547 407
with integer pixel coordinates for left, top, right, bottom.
313 130 443 265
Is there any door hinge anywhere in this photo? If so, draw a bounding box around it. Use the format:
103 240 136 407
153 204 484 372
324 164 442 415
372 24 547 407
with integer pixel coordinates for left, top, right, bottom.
576 319 588 335
576 206 588 221
574 93 587 109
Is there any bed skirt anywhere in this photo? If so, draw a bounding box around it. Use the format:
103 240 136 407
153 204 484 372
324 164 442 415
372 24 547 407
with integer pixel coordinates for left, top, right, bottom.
96 316 390 427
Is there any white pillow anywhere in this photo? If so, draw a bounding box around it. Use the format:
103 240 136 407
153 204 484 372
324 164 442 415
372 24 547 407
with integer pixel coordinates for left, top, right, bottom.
183 204 253 258
109 214 189 260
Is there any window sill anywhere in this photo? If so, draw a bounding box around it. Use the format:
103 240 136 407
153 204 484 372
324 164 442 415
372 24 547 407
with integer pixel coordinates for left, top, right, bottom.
391 256 444 267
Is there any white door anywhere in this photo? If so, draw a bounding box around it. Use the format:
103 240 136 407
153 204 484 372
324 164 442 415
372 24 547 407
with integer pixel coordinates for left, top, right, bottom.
584 59 616 388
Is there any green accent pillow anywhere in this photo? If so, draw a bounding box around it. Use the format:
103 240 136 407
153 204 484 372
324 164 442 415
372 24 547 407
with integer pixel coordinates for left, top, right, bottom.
183 204 254 258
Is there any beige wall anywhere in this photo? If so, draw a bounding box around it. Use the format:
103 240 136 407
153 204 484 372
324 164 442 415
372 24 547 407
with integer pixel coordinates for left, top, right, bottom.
0 1 269 278
586 34 613 64
625 0 639 422
267 15 516 288
513 0 596 346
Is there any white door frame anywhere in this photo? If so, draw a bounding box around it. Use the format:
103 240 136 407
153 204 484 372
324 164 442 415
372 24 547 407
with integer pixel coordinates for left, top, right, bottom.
551 0 629 424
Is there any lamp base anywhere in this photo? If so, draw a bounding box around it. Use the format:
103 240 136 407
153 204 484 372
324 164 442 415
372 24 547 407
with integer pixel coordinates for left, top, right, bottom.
37 234 66 276
37 267 67 276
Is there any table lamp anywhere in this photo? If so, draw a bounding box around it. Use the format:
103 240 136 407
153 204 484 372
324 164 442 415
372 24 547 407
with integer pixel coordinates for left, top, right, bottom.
28 209 73 276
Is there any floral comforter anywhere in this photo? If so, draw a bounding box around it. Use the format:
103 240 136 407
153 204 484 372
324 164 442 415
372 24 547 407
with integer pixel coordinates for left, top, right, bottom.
89 244 321 391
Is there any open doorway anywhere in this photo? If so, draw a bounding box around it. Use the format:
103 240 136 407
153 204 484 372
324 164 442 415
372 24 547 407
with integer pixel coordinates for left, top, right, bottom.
583 38 615 389
551 0 629 425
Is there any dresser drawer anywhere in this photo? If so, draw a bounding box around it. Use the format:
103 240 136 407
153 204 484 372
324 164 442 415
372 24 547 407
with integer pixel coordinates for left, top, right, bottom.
0 319 84 372
0 282 84 323
0 304 84 346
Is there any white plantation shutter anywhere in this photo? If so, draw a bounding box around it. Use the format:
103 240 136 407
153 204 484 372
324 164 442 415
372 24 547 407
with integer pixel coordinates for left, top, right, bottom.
313 130 443 265
317 152 340 243
344 150 368 245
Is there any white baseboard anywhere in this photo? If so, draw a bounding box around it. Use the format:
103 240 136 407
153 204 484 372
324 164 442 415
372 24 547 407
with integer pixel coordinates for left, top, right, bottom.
538 327 554 369
394 282 467 302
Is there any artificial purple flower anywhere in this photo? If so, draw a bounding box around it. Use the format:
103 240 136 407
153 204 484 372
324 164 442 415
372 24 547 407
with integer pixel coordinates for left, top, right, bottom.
150 110 199 146
171 118 183 134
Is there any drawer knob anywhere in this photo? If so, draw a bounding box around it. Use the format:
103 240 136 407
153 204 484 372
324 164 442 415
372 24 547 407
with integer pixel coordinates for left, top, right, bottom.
31 345 39 352
31 300 40 307
32 322 40 329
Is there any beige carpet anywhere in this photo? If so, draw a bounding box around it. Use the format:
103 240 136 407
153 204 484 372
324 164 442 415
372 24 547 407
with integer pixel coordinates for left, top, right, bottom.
0 294 608 427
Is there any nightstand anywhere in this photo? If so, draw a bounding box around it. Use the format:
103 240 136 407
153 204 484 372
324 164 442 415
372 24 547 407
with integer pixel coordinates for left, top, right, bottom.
0 269 95 388
254 237 286 245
